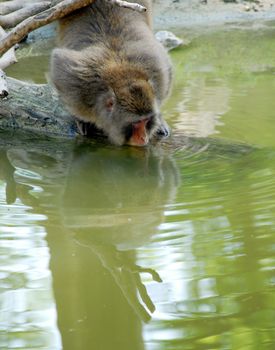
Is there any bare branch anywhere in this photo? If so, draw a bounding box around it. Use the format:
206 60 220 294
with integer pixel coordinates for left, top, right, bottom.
0 0 24 16
0 0 43 16
108 0 146 12
0 46 17 70
0 2 51 29
0 25 17 98
0 69 9 98
0 26 17 71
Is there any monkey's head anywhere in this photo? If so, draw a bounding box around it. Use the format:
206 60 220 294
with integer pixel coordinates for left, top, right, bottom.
95 66 166 146
51 48 169 146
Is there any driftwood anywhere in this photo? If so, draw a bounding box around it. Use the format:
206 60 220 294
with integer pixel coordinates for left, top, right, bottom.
0 77 78 137
0 26 17 70
0 0 46 16
0 69 8 97
0 26 17 96
0 2 52 29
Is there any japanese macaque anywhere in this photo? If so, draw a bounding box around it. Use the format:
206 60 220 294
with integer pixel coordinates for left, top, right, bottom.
50 0 172 146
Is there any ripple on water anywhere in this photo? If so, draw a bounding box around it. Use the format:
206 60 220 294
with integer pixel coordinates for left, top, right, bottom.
138 148 275 349
0 183 61 349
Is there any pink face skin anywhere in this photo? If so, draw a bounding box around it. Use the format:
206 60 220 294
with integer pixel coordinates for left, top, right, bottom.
127 119 150 146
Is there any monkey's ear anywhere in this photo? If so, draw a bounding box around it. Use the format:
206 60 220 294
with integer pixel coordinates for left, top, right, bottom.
94 89 116 116
102 89 116 114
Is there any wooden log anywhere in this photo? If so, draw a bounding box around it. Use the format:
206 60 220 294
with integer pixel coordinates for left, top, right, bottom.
0 0 37 16
0 77 78 136
0 69 8 97
0 77 252 157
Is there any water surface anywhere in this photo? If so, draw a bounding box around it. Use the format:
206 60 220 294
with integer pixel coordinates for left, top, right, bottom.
1 25 275 350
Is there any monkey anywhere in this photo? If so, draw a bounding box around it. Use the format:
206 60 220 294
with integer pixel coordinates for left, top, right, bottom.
50 0 172 146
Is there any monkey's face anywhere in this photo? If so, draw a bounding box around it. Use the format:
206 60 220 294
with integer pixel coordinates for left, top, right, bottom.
94 79 168 146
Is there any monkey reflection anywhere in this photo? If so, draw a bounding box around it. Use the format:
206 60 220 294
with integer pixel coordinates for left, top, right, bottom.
61 145 179 248
0 141 179 349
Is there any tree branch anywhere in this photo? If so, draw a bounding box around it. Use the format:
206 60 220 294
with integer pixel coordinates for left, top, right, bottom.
0 26 17 70
0 69 9 98
0 2 51 29
0 46 17 70
108 0 146 12
0 26 17 96
0 0 38 16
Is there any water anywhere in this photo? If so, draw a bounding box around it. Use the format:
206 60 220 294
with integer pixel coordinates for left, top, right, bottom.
1 26 275 350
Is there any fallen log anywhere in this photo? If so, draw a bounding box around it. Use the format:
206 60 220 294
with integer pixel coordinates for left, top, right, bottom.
0 69 8 97
0 77 252 158
0 77 78 136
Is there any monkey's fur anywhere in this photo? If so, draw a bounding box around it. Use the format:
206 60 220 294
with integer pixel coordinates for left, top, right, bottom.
51 0 172 146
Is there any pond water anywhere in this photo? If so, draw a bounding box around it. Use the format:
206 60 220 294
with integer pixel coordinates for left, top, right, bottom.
1 25 275 350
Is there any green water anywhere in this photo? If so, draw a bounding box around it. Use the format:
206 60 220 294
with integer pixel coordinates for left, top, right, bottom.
1 26 275 350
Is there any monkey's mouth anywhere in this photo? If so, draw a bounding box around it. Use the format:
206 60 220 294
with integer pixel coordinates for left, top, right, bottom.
126 118 152 147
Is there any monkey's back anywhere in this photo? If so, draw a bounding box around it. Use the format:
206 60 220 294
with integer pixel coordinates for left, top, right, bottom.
58 1 151 50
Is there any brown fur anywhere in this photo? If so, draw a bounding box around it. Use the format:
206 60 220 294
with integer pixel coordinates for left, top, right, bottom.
50 0 172 146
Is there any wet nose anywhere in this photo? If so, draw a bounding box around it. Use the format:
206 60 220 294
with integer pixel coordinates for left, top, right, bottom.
156 124 170 138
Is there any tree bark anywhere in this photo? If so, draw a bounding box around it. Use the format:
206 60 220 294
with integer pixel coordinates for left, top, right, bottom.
0 26 17 96
0 0 42 16
0 77 78 137
0 69 8 98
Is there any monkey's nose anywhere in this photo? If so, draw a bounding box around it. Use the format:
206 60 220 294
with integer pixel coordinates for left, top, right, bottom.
156 124 170 138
